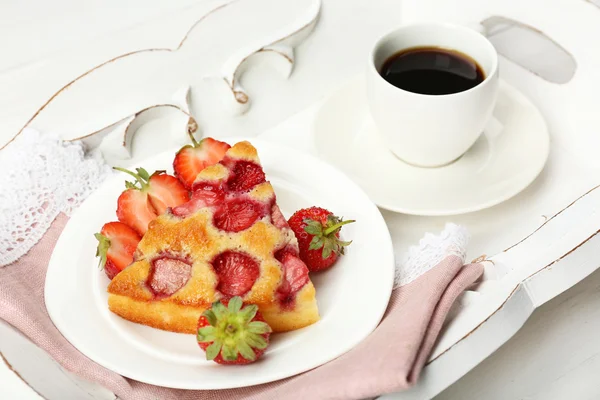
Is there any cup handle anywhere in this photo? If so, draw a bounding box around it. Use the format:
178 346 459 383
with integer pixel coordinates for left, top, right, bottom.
483 116 503 141
465 22 487 35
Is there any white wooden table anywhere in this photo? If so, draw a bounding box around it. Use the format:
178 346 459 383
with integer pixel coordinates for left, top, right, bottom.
2 0 600 399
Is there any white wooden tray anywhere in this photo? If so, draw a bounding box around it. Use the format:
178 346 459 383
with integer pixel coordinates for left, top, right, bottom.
2 0 600 398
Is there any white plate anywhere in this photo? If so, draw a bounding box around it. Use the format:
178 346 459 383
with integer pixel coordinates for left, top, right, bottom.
44 138 394 390
314 77 550 216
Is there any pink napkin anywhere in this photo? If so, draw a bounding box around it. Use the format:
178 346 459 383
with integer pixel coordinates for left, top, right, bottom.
0 214 482 400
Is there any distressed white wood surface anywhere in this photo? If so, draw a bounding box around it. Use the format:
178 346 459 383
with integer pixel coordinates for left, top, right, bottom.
3 0 600 399
435 267 600 400
21 0 321 146
0 0 202 74
0 353 43 400
0 322 115 400
0 0 403 150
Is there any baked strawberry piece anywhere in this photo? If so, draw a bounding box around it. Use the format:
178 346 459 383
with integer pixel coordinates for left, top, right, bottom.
288 207 354 272
211 251 260 297
171 182 226 218
197 296 272 364
225 160 266 192
95 222 141 279
275 251 310 306
114 167 189 235
173 135 231 190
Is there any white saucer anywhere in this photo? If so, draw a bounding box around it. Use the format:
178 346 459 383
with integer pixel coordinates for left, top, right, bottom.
313 77 550 216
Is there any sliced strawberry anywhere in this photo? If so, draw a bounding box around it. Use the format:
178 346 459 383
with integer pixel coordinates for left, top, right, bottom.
172 182 225 218
173 136 231 190
213 199 263 232
114 167 189 234
226 161 266 192
211 251 260 297
276 252 309 306
95 222 141 280
104 261 121 280
116 189 157 235
147 173 190 215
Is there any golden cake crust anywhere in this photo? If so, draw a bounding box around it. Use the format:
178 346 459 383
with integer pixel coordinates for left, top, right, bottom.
108 293 205 334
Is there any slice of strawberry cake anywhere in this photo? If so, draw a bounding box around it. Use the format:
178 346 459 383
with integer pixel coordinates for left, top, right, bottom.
107 141 320 333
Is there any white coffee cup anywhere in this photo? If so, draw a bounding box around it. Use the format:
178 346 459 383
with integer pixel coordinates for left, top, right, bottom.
366 23 499 167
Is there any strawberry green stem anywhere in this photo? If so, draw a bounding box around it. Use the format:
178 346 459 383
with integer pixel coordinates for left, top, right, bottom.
113 167 149 190
324 219 355 236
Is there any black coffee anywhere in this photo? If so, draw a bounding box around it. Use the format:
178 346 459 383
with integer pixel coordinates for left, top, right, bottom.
380 47 485 95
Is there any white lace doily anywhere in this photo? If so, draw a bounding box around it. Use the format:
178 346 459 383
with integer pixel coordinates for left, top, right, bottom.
0 128 112 266
395 223 469 287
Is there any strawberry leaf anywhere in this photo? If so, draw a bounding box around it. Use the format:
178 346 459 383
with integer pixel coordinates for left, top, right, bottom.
239 304 258 323
202 309 217 326
197 326 216 342
221 343 237 361
136 168 150 182
94 233 110 270
205 340 222 361
309 236 324 251
322 240 334 259
247 321 272 334
228 296 243 314
212 301 228 319
246 333 268 349
304 222 323 235
237 340 257 361
124 181 137 189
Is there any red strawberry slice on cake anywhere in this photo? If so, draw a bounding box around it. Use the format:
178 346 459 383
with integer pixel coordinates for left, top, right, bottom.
225 160 266 192
211 251 260 297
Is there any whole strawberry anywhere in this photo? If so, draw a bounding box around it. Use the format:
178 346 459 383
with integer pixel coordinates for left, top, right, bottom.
197 296 272 365
288 207 354 272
